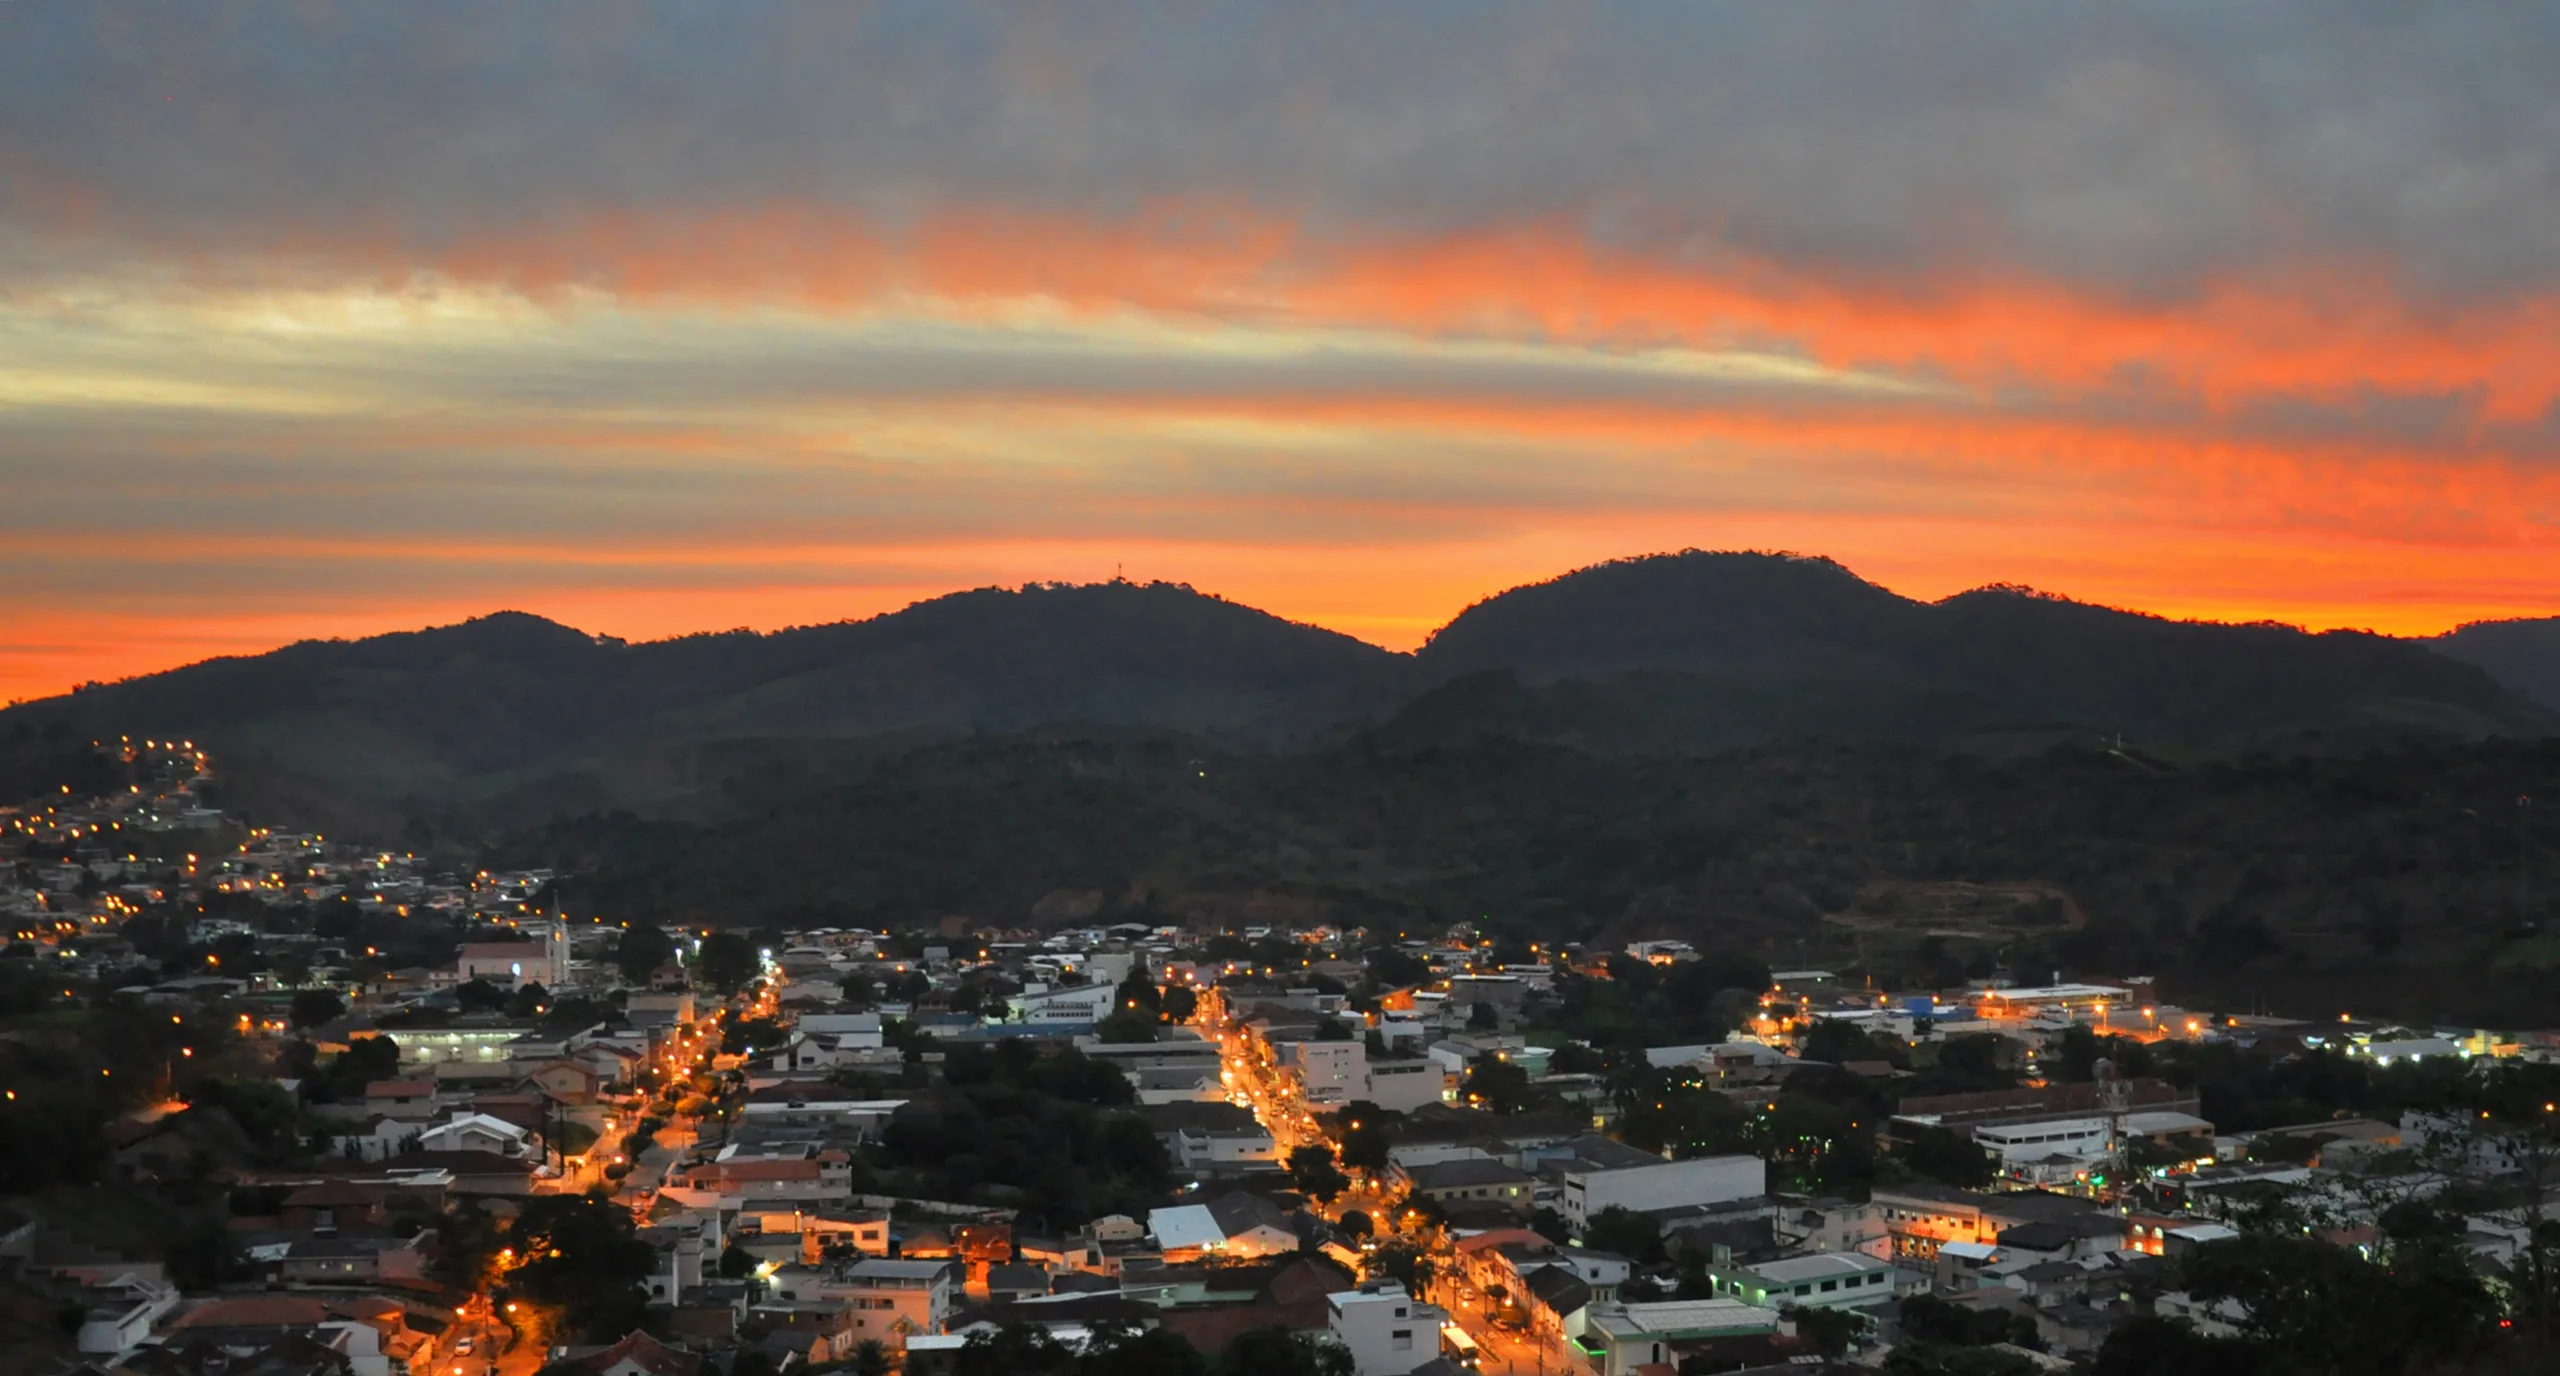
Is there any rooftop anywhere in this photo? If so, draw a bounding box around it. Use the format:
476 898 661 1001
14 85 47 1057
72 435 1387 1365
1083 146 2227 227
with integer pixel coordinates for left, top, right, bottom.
1741 1252 1895 1284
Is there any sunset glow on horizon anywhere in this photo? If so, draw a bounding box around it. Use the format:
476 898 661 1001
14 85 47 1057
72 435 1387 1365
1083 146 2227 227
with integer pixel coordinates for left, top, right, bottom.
6 5 2558 703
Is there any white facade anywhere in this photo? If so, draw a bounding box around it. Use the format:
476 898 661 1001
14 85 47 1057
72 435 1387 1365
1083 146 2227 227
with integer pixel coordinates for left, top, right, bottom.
1326 1280 1443 1376
1562 1154 1765 1230
1364 1058 1446 1113
1974 1117 2110 1165
1284 1039 1368 1107
416 1112 538 1158
1707 1252 1898 1310
453 923 571 988
1015 982 1116 1024
798 1011 885 1047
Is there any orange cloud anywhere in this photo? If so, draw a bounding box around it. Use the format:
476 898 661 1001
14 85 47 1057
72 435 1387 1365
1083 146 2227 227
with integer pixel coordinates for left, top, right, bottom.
254 202 2556 424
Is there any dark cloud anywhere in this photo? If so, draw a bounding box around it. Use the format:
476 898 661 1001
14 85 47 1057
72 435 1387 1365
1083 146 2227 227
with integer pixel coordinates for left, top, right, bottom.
2 2 2553 303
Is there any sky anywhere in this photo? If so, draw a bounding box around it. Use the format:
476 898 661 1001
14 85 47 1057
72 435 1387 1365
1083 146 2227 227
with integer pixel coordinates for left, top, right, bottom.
4 3 2559 703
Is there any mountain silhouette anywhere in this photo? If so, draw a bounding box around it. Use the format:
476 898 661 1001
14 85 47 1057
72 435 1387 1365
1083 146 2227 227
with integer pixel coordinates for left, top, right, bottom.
4 552 2550 818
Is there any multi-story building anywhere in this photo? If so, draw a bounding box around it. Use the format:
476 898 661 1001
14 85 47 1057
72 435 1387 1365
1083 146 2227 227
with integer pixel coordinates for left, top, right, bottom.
1281 1038 1368 1107
1325 1280 1444 1376
1560 1154 1764 1231
824 1258 957 1348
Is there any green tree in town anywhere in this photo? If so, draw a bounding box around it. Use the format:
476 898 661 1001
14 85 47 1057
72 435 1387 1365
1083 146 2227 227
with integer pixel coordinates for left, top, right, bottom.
1216 1326 1353 1376
1286 1143 1350 1205
1365 1241 1437 1295
288 988 345 1028
614 924 677 983
1462 1052 1539 1115
502 1191 655 1343
694 932 759 993
1579 1206 1663 1264
1900 1125 1995 1188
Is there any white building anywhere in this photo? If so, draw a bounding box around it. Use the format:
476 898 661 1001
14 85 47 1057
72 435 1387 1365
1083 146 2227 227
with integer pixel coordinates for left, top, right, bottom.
1282 1039 1368 1107
451 922 571 988
1703 1252 1900 1311
1014 982 1116 1024
1325 1280 1443 1376
1363 1058 1446 1113
416 1112 539 1158
797 1011 885 1047
1562 1154 1764 1231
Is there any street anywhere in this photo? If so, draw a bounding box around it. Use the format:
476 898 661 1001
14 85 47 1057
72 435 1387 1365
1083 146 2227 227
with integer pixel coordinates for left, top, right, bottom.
1199 988 1586 1374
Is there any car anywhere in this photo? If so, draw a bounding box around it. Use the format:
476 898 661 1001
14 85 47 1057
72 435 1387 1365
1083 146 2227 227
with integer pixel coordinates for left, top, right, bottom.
454 1338 474 1355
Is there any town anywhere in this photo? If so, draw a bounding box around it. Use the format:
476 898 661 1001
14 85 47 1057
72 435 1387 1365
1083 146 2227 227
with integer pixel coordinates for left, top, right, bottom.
4 743 2557 1376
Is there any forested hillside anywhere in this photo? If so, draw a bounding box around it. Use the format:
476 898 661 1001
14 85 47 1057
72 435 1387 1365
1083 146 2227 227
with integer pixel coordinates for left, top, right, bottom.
505 731 2560 1026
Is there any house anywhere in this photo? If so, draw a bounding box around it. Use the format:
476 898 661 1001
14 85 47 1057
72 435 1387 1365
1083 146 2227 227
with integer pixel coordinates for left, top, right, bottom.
1868 1185 2103 1262
552 1330 703 1376
522 1058 606 1105
830 1258 958 1348
676 1147 854 1202
1148 1100 1281 1172
1148 1193 1303 1260
323 1117 418 1163
362 1079 441 1121
415 1112 539 1158
1326 1280 1444 1376
69 1273 182 1356
1520 1265 1594 1343
1702 1252 1900 1311
1581 1298 1784 1376
1400 1158 1535 1215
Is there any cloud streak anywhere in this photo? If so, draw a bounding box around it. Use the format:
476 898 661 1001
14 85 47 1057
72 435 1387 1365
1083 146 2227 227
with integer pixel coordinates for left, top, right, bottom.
1 2 2556 702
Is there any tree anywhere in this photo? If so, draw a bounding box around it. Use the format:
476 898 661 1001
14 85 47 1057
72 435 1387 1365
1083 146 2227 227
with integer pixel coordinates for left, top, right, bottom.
2173 1231 2498 1373
728 1353 780 1376
1366 1241 1436 1295
848 1340 895 1376
1097 1008 1161 1043
1081 1324 1210 1376
615 925 677 984
839 970 878 1003
505 981 550 1019
1798 1018 1883 1066
502 1191 655 1343
719 1243 755 1278
288 988 345 1029
453 978 509 1013
1336 1209 1372 1240
951 1323 1075 1376
1462 1052 1538 1115
1901 1126 1995 1188
1216 1326 1354 1376
1468 1000 1501 1030
1364 946 1431 989
1580 1206 1662 1264
695 932 758 993
1898 1294 2041 1350
2091 1316 2259 1376
1115 970 1163 1019
1160 984 1199 1025
1334 1105 1397 1175
1286 1144 1350 1205
1781 1304 1862 1358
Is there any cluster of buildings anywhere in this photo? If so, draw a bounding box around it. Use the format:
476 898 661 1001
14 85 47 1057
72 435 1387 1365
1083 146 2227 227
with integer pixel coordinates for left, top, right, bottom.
17 746 2560 1376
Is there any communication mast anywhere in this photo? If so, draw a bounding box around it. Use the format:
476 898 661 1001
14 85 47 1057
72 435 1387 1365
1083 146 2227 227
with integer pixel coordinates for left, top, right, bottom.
2092 1056 2131 1198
